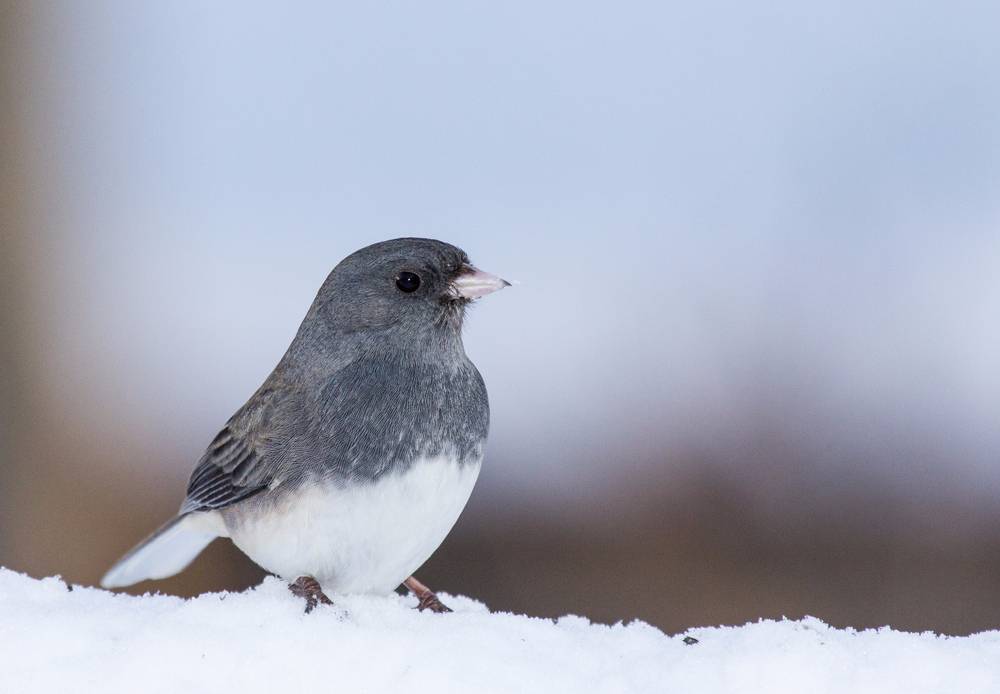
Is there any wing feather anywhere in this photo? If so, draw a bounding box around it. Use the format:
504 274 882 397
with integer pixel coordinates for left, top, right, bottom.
179 385 299 514
181 432 269 513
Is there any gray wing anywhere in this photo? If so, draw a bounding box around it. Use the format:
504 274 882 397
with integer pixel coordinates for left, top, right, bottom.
180 427 270 513
180 386 294 514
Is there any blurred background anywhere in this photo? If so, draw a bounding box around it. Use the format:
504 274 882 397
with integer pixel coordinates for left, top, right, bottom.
3 1 1000 635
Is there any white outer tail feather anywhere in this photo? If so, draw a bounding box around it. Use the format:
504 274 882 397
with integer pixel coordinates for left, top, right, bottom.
100 512 225 589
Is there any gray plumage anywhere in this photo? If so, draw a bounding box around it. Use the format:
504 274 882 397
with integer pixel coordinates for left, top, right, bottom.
184 239 488 509
102 238 506 593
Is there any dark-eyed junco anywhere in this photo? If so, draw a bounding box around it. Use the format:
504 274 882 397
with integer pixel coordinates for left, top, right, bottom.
101 238 508 612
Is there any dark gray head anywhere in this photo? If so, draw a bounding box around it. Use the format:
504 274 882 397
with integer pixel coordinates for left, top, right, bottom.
288 238 508 366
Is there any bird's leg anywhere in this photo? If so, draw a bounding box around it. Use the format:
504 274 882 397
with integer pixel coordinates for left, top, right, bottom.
289 576 333 613
403 575 452 613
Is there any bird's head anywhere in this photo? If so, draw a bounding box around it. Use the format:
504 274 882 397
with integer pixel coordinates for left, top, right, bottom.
305 238 508 350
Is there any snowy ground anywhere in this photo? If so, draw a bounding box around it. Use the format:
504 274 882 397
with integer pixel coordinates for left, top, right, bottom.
1 569 998 693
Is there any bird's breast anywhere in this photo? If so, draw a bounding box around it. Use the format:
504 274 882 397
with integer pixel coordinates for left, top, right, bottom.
223 454 481 594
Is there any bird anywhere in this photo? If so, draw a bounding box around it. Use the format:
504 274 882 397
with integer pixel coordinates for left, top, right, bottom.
101 238 509 612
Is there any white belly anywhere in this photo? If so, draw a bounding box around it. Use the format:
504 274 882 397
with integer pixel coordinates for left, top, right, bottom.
224 456 481 594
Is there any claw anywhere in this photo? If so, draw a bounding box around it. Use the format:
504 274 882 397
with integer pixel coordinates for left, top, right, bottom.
417 593 452 613
403 575 453 613
289 576 333 613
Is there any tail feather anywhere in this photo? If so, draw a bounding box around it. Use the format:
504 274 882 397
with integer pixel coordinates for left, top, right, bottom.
101 513 221 589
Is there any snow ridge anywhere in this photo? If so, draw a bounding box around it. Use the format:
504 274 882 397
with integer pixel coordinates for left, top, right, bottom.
0 569 997 693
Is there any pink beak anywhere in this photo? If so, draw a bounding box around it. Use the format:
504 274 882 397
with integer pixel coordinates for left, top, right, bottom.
450 264 510 300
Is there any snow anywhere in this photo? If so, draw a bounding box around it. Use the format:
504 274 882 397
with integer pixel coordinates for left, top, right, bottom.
1 568 998 693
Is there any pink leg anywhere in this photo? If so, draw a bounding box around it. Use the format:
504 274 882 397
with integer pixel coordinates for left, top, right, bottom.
403 575 452 613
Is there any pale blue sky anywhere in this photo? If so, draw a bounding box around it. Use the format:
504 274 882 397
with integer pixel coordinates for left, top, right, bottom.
22 1 1000 519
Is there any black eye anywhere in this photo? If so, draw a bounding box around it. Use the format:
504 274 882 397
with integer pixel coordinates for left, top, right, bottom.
395 272 421 293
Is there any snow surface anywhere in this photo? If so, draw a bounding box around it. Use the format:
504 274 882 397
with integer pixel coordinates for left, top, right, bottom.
1 568 998 693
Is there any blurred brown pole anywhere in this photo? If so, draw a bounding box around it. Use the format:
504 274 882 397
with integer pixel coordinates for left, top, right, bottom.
0 1 34 562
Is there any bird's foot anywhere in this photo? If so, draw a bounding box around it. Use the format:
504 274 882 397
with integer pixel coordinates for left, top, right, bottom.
416 591 452 613
403 575 452 613
289 576 333 613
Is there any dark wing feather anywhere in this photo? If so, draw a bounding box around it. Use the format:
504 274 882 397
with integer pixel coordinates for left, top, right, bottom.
180 382 310 513
181 426 271 513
